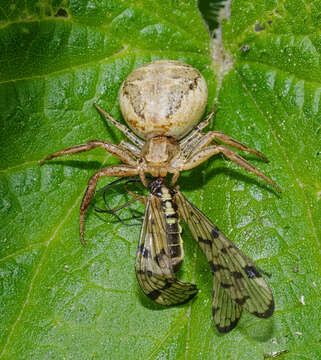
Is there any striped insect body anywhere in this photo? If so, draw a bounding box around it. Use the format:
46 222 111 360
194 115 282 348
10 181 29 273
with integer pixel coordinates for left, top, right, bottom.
154 182 183 269
135 178 197 306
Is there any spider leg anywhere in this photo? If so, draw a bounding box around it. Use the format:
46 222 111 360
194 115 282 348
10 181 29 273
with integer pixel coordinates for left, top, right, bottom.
119 141 141 158
94 104 144 148
188 131 268 161
80 165 138 246
183 145 280 192
170 171 180 186
179 107 216 149
139 170 148 187
40 140 137 166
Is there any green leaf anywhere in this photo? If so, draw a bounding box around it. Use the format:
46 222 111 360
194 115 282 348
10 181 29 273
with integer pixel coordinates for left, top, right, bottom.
0 1 320 359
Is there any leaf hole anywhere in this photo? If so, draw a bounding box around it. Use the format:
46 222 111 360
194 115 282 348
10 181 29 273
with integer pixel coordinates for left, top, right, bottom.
54 8 69 18
198 0 226 32
254 22 265 32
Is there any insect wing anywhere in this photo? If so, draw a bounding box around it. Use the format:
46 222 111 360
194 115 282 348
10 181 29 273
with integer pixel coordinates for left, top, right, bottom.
135 194 197 306
175 191 274 331
212 275 242 332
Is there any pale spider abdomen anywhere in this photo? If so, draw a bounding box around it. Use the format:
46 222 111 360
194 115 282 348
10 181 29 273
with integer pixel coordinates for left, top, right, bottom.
119 60 208 140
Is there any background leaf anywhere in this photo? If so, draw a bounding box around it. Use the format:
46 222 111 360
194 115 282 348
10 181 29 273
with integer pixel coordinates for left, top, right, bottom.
0 0 320 359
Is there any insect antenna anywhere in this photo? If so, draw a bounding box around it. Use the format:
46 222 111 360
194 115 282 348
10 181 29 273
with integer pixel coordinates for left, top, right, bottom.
94 177 145 226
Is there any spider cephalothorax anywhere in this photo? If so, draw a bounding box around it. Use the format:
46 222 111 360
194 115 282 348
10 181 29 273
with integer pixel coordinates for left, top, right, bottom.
40 60 279 245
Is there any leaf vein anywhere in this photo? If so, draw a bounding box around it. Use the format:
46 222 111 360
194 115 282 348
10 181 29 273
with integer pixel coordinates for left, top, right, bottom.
236 68 321 251
0 191 83 357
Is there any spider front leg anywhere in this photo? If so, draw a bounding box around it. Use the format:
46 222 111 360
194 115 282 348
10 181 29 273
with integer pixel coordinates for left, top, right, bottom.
80 165 139 246
186 131 268 161
39 140 137 166
183 145 280 192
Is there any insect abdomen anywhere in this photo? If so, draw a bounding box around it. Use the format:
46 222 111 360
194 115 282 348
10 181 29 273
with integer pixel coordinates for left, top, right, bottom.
159 186 184 270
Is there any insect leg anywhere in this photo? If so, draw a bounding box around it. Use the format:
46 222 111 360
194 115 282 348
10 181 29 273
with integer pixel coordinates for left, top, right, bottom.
40 140 137 166
117 179 146 222
95 178 139 214
183 145 280 192
96 197 144 225
95 177 145 225
80 165 138 246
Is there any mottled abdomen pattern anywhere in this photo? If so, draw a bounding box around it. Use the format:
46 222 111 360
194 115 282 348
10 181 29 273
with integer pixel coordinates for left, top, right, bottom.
119 60 208 140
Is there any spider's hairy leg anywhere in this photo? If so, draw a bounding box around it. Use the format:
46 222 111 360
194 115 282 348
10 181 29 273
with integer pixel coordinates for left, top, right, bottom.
183 145 280 192
94 104 144 148
188 131 268 161
80 165 138 246
179 108 216 151
39 140 137 166
170 171 180 186
139 170 148 187
119 141 141 158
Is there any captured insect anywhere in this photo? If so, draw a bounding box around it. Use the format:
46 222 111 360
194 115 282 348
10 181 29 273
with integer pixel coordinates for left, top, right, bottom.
40 60 279 332
98 176 274 332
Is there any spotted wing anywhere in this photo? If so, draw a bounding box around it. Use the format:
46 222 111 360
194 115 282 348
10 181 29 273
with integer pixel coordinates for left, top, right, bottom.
212 276 242 332
135 194 197 306
175 190 274 332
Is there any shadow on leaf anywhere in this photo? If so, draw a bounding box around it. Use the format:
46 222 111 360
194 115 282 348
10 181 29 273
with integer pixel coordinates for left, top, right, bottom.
42 159 102 170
